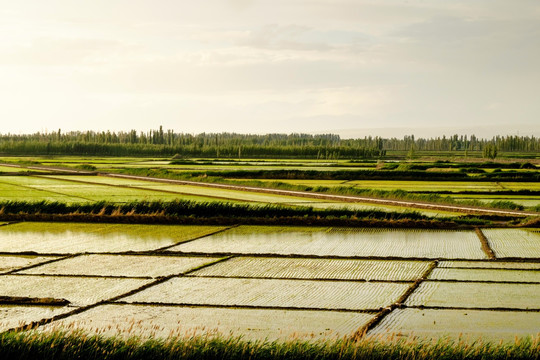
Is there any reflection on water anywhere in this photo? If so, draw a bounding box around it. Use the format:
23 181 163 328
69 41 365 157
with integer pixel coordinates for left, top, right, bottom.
0 222 223 253
172 226 486 259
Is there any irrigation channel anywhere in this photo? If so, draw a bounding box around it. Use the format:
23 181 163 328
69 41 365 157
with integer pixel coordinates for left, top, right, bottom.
1 162 539 217
0 223 539 342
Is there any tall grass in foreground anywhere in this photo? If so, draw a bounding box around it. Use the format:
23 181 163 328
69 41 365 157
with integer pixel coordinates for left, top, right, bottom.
0 331 538 360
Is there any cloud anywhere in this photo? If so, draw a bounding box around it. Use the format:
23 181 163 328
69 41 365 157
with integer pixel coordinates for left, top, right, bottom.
390 16 540 74
0 37 137 66
238 24 333 51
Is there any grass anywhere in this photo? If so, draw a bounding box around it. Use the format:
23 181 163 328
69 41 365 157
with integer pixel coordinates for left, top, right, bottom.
0 200 434 221
0 330 539 360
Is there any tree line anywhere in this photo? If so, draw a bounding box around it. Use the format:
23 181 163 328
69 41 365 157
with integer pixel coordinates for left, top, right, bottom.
0 128 538 158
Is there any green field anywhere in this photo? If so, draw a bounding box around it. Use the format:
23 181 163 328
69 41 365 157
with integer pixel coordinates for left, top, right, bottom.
1 155 539 217
0 174 465 216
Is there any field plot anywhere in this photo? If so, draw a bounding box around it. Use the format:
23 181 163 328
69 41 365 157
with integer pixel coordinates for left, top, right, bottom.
369 308 540 343
0 305 72 332
40 175 230 203
449 194 540 207
0 220 536 342
0 175 211 203
344 180 503 192
0 275 149 306
21 255 221 278
438 260 540 270
192 257 431 281
0 255 60 273
0 223 226 253
0 165 43 173
123 277 410 310
170 226 486 259
405 282 540 309
42 304 375 341
0 181 81 202
483 229 540 258
136 183 328 204
428 268 540 283
44 175 169 187
504 182 540 191
21 175 188 203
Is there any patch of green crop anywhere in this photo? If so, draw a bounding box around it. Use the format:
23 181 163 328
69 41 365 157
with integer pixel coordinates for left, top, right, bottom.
0 175 243 204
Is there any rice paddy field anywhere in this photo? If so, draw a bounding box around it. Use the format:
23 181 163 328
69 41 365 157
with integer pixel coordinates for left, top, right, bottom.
0 173 459 216
1 156 539 212
0 157 538 352
0 222 538 343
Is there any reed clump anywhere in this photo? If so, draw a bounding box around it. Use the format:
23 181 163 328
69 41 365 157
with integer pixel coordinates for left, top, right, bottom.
0 330 538 360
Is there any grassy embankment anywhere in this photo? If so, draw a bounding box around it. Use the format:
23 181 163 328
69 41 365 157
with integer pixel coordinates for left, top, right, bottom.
0 331 538 360
0 200 495 227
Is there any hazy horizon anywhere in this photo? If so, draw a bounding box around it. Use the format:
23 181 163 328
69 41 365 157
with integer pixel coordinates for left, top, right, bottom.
1 1 539 137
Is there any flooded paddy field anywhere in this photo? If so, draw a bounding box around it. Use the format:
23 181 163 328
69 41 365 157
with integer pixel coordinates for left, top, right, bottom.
0 222 538 343
168 226 487 259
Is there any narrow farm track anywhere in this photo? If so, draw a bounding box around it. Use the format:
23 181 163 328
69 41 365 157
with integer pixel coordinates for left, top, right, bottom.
102 173 540 217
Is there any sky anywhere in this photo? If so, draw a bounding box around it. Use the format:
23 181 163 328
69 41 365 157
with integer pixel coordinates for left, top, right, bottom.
0 0 539 138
